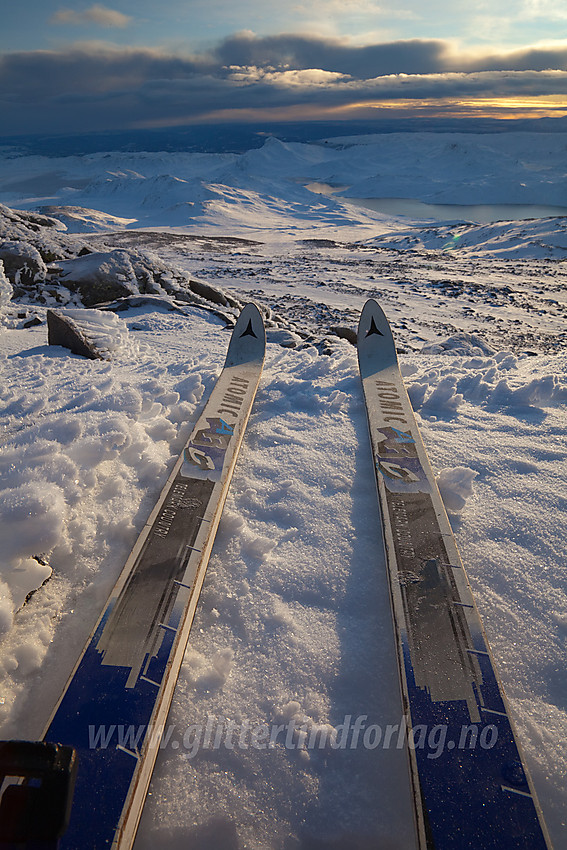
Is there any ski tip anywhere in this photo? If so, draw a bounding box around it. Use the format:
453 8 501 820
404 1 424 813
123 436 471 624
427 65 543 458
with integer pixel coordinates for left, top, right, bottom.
357 299 398 376
224 303 266 368
357 299 389 340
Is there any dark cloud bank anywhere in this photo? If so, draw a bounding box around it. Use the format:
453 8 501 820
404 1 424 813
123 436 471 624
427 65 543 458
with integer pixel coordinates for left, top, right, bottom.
1 32 566 136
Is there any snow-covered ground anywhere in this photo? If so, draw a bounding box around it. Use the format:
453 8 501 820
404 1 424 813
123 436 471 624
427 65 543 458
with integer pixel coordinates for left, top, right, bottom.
0 133 566 848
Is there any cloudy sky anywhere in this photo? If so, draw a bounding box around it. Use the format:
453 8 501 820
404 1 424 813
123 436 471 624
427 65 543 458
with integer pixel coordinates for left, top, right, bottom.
1 1 567 135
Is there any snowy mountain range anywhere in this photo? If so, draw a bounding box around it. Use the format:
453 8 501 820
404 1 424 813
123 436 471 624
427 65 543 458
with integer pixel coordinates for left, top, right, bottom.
1 133 566 244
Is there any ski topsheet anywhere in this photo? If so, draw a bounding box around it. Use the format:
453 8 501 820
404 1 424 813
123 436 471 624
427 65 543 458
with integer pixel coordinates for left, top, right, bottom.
357 299 551 850
33 305 264 849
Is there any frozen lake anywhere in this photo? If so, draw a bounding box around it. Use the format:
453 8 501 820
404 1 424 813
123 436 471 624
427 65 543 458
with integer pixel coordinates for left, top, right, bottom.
305 182 567 223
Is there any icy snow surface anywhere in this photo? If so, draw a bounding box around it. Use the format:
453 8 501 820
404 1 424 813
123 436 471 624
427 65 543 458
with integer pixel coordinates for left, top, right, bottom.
0 133 566 848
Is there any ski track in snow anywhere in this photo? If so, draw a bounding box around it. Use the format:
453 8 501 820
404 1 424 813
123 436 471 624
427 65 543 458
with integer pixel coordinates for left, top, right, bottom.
0 134 566 848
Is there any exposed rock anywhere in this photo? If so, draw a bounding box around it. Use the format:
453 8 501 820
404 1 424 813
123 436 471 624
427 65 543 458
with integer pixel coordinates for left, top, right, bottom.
187 277 240 308
0 259 11 306
48 307 133 359
54 250 141 306
97 294 190 314
266 328 302 348
22 316 42 328
0 203 242 315
0 241 48 291
0 203 89 265
331 325 357 345
0 204 63 233
47 310 105 359
98 293 235 328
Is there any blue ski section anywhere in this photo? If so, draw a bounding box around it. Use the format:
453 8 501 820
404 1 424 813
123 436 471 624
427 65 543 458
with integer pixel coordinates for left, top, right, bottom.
41 304 265 849
358 299 551 850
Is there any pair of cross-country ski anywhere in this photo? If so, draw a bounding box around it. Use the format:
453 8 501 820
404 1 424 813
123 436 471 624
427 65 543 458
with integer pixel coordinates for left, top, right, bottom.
0 301 552 850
